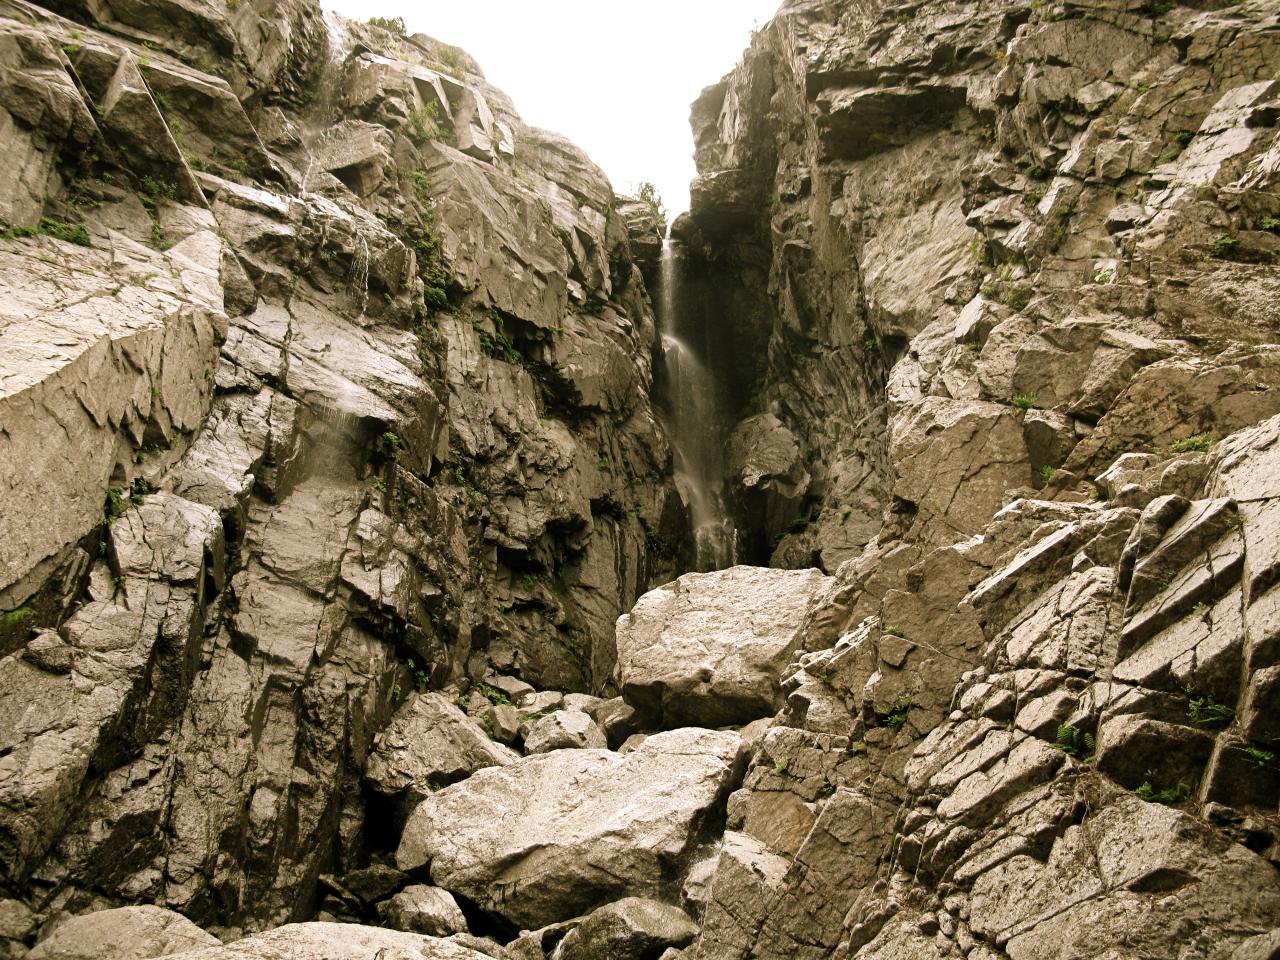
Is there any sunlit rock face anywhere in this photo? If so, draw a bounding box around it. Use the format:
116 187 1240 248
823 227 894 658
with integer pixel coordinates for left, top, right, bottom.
2 0 1280 958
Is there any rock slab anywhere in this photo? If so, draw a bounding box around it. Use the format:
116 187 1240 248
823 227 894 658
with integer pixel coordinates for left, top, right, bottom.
614 566 833 727
396 728 745 928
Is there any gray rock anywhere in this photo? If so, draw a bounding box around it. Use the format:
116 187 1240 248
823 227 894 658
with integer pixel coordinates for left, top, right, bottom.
522 710 607 754
615 566 833 728
554 898 697 960
154 922 490 959
397 728 745 928
379 886 468 938
26 906 218 960
365 693 519 800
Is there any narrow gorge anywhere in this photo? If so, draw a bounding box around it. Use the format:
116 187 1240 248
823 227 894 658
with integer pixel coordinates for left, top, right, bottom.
0 1 1278 959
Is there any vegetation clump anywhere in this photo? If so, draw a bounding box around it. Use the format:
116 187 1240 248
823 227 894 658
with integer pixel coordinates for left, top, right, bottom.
1167 433 1212 454
1 218 91 246
1053 723 1095 762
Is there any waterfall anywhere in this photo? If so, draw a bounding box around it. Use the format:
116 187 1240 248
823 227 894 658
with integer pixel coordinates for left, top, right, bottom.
657 236 737 572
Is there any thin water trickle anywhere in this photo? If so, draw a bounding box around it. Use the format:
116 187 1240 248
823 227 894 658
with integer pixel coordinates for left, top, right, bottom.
351 233 370 316
658 236 737 571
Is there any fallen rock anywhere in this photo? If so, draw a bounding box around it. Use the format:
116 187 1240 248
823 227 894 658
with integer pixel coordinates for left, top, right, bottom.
522 710 607 753
397 728 745 928
365 693 519 802
379 886 468 938
155 922 489 959
615 566 833 728
26 906 218 960
555 897 698 960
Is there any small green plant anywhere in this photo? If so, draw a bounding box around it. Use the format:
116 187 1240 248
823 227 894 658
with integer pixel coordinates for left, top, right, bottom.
773 757 790 775
1039 465 1058 483
371 477 386 494
1210 233 1238 258
475 321 521 364
140 176 177 203
365 14 406 34
1172 130 1194 145
1 218 91 246
636 181 666 226
406 657 429 692
1260 217 1280 233
981 281 1032 311
1167 433 1212 454
1023 162 1049 181
476 682 512 706
1187 694 1233 727
874 695 913 730
1012 393 1037 411
1053 723 1096 762
1237 746 1276 769
436 44 466 76
104 488 128 524
1135 776 1191 805
404 101 444 146
817 779 836 797
379 431 401 454
882 625 904 638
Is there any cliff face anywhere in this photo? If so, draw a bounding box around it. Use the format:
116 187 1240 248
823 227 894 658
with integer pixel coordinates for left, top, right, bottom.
0 0 684 936
684 0 1280 573
673 1 1280 957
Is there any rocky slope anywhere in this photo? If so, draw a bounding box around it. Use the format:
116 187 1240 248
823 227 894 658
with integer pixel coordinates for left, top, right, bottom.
2 0 1280 959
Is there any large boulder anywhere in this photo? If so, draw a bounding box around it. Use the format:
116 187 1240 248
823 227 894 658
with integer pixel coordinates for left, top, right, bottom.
378 886 468 939
155 922 489 959
365 692 519 802
614 566 833 728
26 906 218 960
522 709 606 753
555 898 698 960
396 728 745 929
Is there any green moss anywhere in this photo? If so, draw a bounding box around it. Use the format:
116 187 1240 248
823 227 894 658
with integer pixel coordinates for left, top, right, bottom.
476 682 512 706
1167 433 1212 454
1 218 91 246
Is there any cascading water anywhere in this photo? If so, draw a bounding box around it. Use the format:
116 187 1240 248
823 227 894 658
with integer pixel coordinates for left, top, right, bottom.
657 234 737 572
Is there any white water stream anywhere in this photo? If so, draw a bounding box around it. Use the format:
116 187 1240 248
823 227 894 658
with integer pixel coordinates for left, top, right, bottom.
658 237 737 571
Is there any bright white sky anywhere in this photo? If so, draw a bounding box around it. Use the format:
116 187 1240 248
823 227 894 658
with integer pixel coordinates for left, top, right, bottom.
322 0 783 214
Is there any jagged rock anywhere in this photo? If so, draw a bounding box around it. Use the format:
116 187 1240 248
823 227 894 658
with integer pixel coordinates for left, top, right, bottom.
554 898 698 960
156 922 490 959
365 693 519 801
379 886 468 938
522 709 607 753
396 728 745 928
25 906 218 960
615 566 833 728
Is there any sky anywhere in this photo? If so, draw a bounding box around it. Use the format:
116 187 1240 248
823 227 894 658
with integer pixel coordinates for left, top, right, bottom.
322 0 783 215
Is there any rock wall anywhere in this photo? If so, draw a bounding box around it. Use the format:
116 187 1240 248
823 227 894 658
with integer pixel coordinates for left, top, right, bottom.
0 0 686 939
684 0 1280 576
671 1 1280 958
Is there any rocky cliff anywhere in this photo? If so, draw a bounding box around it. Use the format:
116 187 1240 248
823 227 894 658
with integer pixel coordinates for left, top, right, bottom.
2 0 1280 959
0 0 687 942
